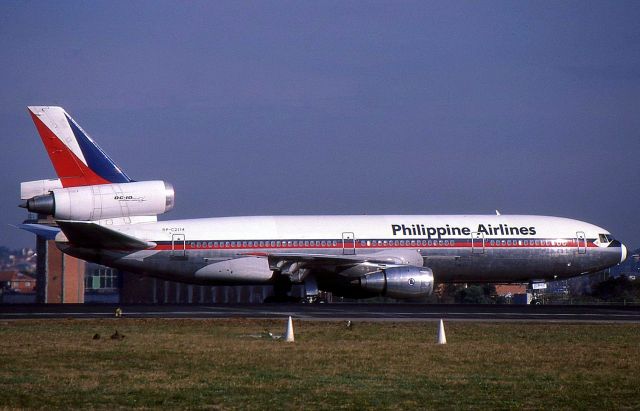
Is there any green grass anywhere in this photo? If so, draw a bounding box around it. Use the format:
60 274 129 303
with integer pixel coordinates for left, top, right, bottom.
0 319 639 410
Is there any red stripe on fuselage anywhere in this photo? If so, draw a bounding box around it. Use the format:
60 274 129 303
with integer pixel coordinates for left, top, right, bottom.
151 238 597 251
30 111 111 187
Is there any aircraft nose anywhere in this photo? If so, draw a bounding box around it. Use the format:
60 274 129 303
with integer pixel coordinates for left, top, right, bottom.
620 244 628 263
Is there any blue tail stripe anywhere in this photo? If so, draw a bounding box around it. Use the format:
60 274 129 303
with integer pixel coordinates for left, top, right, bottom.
66 114 132 183
17 224 61 240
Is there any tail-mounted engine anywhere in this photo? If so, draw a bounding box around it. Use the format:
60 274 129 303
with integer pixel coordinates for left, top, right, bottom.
358 266 434 299
20 180 174 221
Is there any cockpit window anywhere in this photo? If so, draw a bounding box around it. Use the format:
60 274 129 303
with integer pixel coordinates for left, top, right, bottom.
598 234 613 243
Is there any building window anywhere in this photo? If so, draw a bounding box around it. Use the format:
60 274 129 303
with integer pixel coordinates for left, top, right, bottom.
85 266 119 291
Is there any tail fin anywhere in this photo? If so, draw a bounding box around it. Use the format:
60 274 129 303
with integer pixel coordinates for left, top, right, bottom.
28 106 132 187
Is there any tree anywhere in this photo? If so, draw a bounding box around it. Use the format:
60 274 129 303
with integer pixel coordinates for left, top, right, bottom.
590 276 640 302
454 284 496 304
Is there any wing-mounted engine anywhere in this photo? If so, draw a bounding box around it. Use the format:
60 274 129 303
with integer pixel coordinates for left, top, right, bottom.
356 266 434 299
20 180 174 221
259 251 433 300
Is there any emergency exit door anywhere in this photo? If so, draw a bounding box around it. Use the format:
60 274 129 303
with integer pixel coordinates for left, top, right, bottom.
576 231 587 254
342 232 355 255
471 232 485 254
171 234 186 259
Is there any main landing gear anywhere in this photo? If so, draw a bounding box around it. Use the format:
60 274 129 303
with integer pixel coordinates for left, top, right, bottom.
263 271 300 303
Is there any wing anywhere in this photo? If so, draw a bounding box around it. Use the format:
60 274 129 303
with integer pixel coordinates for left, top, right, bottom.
242 249 425 272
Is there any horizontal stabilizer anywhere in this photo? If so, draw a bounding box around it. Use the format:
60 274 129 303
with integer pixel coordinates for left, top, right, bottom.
57 221 155 250
15 223 61 240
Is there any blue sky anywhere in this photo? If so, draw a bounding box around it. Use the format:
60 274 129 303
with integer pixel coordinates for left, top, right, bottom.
1 1 639 249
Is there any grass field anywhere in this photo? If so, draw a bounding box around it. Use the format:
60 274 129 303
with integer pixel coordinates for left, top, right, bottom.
0 319 638 410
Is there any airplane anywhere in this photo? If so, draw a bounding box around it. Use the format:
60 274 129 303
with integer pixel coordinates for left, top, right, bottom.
19 106 628 301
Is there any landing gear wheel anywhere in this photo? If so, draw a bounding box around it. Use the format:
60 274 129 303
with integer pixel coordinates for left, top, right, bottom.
263 271 300 303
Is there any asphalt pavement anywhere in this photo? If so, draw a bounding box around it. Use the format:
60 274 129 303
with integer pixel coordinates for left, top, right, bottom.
1 303 639 322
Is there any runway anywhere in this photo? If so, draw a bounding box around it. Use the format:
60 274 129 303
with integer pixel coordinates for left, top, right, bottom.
1 303 640 322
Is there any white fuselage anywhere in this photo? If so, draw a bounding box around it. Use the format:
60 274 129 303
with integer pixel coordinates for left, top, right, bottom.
63 214 626 294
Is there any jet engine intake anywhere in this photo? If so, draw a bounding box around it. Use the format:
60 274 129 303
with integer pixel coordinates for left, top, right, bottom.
358 266 434 299
21 180 174 221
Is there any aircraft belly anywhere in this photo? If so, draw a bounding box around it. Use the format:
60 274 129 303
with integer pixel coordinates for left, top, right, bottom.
421 248 616 283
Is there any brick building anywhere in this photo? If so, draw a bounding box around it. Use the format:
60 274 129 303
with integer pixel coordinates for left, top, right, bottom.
0 270 36 293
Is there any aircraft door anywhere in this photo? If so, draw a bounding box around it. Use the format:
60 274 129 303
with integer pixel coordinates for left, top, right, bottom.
576 231 586 254
171 234 186 259
342 232 355 255
471 232 485 254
